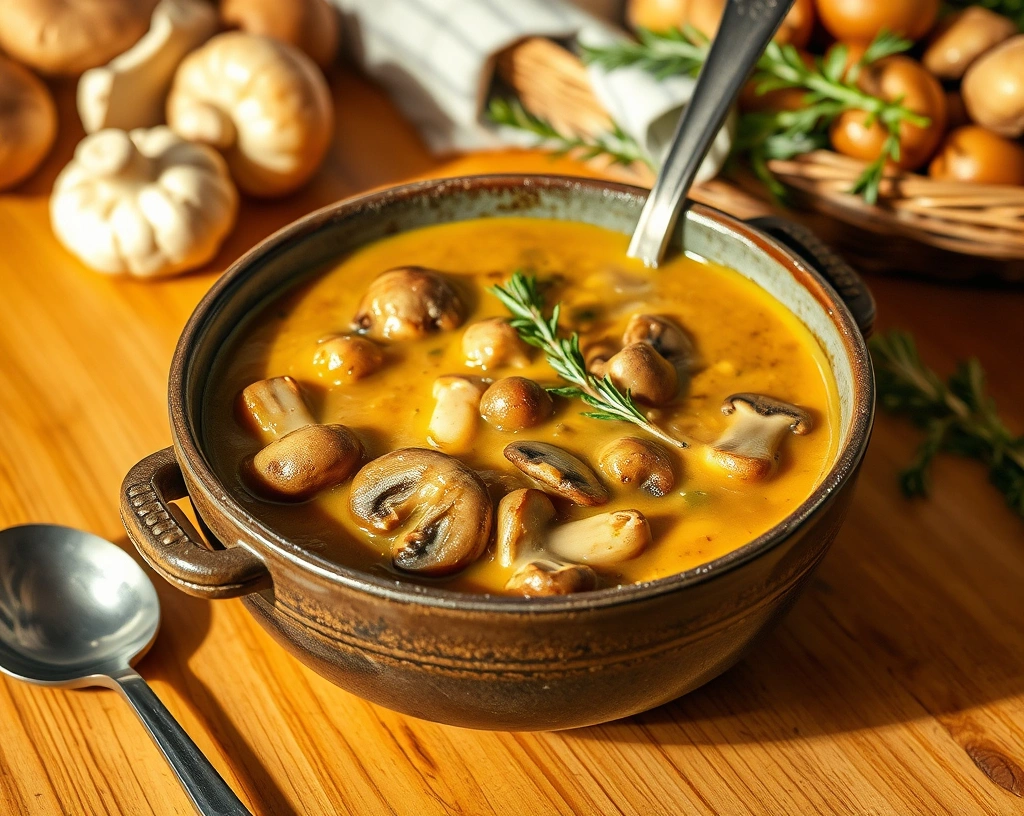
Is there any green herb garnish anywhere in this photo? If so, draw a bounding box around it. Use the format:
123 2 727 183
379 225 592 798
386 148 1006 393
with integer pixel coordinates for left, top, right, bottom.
488 272 688 449
871 330 1024 516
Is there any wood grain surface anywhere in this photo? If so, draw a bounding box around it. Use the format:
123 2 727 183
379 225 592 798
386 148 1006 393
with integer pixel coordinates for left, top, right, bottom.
1 72 1023 816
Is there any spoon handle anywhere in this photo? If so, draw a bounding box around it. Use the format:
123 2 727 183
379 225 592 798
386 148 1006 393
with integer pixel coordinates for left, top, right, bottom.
114 670 253 816
627 0 796 267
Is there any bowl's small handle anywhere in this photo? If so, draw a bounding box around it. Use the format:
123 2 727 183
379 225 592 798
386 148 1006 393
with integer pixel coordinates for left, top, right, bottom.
747 216 876 338
121 448 272 599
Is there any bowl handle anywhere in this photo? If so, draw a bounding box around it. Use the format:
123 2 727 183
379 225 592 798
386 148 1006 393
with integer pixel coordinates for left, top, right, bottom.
747 216 876 338
121 448 272 599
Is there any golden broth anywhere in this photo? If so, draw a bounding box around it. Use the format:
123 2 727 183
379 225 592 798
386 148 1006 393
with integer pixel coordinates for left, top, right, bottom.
205 218 840 593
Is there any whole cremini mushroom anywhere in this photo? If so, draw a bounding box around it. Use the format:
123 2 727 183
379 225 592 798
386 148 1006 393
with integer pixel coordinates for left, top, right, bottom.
505 559 598 597
353 267 465 341
546 510 652 566
462 318 530 370
622 314 693 364
0 56 56 191
77 0 218 133
598 437 675 497
703 393 812 482
167 31 333 196
605 342 678 406
479 377 553 432
50 126 238 277
923 7 1016 80
504 441 609 507
962 36 1024 139
427 375 487 454
237 376 364 501
0 0 158 75
349 449 493 576
928 126 1024 186
221 0 339 70
311 334 384 385
495 488 556 568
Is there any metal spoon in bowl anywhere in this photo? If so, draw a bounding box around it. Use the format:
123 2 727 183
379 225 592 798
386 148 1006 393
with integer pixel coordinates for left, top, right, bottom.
628 0 796 267
0 524 252 816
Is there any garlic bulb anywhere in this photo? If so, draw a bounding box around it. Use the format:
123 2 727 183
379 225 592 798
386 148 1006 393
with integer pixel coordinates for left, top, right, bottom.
166 32 333 197
50 127 238 277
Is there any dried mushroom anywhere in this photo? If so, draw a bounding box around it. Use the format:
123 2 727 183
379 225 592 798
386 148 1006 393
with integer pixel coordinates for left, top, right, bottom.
703 393 812 481
353 267 465 341
505 560 597 597
462 318 530 370
479 377 553 432
237 376 363 500
349 449 493 575
598 437 676 496
427 375 487 454
546 511 652 566
503 441 609 507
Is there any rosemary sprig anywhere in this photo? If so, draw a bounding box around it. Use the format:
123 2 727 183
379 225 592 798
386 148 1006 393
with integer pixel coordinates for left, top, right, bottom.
488 272 688 449
583 29 926 204
870 331 1024 516
487 98 653 170
945 0 1024 31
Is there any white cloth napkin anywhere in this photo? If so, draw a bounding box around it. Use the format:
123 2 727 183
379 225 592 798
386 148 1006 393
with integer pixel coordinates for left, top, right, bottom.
330 0 733 183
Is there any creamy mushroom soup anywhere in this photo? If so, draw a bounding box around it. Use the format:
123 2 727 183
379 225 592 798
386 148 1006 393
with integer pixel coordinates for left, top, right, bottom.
205 218 840 595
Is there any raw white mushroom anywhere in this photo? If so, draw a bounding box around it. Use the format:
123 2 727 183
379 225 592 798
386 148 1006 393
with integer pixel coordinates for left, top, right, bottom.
50 126 238 277
78 0 217 133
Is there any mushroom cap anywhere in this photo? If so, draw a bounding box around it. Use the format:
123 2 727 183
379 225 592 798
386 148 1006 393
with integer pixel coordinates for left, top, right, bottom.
503 441 609 507
349 448 493 576
0 55 57 191
166 31 333 196
622 314 694 363
245 423 363 501
461 317 530 370
221 0 339 69
353 267 465 341
0 0 158 75
606 342 678 406
312 334 384 385
721 393 813 434
505 559 598 597
479 377 554 432
598 437 676 497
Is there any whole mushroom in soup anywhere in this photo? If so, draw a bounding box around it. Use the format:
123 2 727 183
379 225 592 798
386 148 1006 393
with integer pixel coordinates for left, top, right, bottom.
598 437 676 497
703 393 813 481
622 314 694 365
505 559 598 597
462 318 530 370
353 267 464 341
504 441 609 506
349 449 493 575
605 342 678 406
479 377 553 432
495 488 556 568
312 334 383 385
237 376 363 500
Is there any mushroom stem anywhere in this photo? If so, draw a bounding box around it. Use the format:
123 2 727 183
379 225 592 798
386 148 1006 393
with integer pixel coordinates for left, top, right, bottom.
427 375 487 454
546 510 652 566
505 559 598 597
238 376 315 443
704 393 813 481
495 488 556 569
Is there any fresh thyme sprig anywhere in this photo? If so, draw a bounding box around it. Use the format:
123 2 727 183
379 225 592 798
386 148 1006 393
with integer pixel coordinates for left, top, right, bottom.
582 29 926 204
870 331 1024 516
487 98 653 171
488 272 688 449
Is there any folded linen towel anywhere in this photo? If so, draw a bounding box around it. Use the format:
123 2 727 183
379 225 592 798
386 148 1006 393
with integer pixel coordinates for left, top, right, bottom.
329 0 733 183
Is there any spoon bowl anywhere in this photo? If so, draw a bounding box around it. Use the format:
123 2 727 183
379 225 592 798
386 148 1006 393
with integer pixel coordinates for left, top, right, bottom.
0 524 159 687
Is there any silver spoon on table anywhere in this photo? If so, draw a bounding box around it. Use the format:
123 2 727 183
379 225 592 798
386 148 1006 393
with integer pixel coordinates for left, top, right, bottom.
629 0 796 267
0 524 252 816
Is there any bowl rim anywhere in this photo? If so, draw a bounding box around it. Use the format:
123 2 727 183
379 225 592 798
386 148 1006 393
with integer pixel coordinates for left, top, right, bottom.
169 173 874 614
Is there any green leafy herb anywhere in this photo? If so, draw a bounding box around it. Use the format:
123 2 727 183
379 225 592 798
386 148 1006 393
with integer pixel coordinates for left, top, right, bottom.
870 331 1024 516
582 28 926 204
944 0 1024 31
486 98 653 171
488 272 688 449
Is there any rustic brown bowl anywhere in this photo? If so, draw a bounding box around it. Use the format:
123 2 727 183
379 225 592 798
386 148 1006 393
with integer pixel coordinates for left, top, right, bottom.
121 175 875 731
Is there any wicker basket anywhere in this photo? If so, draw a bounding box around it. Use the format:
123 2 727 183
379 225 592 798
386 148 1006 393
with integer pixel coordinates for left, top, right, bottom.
496 37 1024 282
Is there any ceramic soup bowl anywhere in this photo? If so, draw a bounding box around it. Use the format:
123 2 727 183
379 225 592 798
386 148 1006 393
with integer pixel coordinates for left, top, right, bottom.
121 175 874 731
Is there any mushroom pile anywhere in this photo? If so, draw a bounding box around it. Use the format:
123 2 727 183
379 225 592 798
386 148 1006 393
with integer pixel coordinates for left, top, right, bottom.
233 266 817 598
0 0 341 276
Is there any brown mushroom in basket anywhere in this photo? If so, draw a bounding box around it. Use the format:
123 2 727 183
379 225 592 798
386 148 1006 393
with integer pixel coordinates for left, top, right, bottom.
505 559 598 597
546 510 652 566
353 267 464 341
349 449 492 575
462 318 530 370
427 375 488 454
311 334 383 385
598 437 676 497
703 393 812 482
480 377 553 432
237 376 363 500
605 342 678 406
503 441 609 507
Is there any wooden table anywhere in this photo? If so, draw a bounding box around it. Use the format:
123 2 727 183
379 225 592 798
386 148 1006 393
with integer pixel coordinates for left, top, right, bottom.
2 71 1023 816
